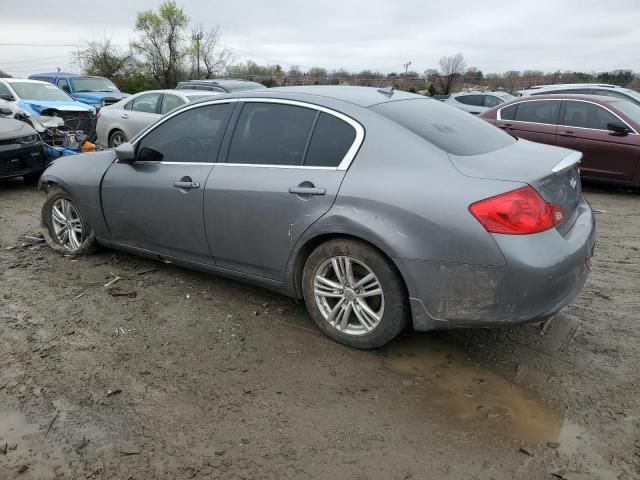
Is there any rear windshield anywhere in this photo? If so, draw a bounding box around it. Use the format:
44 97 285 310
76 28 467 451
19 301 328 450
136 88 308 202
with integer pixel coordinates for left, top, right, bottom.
371 98 516 155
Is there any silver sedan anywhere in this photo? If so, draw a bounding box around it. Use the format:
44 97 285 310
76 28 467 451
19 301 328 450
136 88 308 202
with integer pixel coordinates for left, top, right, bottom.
39 86 595 349
96 89 219 148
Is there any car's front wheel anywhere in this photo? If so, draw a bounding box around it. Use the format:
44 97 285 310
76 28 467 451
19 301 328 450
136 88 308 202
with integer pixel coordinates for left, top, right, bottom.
41 188 96 255
302 239 409 349
108 130 128 148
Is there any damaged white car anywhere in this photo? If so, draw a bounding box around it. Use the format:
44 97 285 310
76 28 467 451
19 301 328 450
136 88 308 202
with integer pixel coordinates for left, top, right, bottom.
0 78 96 142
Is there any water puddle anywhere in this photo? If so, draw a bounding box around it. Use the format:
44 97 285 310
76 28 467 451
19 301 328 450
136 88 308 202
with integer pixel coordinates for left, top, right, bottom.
381 335 566 443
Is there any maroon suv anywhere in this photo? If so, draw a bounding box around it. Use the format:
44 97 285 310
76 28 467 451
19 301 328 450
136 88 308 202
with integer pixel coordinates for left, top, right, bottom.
480 94 640 187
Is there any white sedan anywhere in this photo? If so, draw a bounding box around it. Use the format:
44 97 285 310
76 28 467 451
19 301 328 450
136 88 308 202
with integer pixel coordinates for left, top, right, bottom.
96 89 219 148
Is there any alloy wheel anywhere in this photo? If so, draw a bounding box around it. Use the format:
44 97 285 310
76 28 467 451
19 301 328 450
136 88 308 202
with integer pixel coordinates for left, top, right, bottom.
110 132 127 148
313 256 385 336
50 198 86 251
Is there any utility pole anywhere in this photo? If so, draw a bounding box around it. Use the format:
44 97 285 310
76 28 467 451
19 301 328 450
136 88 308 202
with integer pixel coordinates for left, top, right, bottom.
402 61 412 90
192 31 204 79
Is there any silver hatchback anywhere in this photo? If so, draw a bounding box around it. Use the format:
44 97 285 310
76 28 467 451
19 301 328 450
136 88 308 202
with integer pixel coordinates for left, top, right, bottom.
444 90 516 114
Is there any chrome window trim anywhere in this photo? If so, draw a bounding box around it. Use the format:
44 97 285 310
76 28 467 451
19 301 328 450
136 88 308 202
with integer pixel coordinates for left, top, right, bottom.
128 97 365 170
229 98 365 171
561 99 638 135
497 98 637 134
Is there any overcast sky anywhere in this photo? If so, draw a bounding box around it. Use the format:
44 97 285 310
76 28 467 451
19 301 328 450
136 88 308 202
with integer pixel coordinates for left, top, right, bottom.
1 0 639 78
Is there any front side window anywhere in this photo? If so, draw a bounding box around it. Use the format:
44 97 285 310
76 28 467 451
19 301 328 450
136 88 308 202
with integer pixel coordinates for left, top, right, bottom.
160 94 186 114
563 101 619 130
132 93 161 114
57 78 70 93
136 103 233 163
371 98 516 156
514 100 560 125
456 95 483 106
305 113 356 167
0 82 11 97
227 103 316 166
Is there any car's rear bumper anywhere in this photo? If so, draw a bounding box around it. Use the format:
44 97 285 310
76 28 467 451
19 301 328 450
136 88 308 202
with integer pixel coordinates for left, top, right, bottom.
397 197 596 331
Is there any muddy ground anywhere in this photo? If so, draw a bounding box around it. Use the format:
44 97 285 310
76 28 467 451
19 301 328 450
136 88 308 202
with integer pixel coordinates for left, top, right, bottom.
0 180 638 480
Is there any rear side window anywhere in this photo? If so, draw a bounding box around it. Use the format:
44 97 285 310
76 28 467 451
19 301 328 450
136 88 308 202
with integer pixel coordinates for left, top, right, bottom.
456 95 483 106
514 101 560 124
484 95 503 108
305 113 356 167
499 104 518 120
160 94 186 114
227 103 316 166
563 101 619 130
371 98 515 156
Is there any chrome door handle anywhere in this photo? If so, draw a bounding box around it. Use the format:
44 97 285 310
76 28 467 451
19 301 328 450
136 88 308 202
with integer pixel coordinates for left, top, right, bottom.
120 113 129 119
289 186 326 195
173 181 200 189
499 123 512 128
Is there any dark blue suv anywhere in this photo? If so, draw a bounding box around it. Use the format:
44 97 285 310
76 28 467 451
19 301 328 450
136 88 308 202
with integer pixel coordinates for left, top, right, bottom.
29 73 129 110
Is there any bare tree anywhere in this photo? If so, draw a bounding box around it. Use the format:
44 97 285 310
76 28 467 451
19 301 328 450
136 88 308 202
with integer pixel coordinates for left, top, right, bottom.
190 25 232 79
132 0 190 88
74 38 132 78
438 53 466 94
0 69 12 78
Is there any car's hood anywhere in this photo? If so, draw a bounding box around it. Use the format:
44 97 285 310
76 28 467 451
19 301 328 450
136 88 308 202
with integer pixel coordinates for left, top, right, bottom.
73 91 129 103
17 99 95 115
0 117 37 140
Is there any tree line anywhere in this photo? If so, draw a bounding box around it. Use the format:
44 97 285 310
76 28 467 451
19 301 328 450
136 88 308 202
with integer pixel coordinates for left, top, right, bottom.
4 1 638 95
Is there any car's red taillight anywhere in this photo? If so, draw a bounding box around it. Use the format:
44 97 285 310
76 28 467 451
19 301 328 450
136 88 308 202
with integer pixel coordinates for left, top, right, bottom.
469 186 564 235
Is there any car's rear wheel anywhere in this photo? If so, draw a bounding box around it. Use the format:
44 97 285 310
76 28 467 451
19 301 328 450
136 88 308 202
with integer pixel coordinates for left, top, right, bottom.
302 239 409 349
41 188 96 255
109 130 128 148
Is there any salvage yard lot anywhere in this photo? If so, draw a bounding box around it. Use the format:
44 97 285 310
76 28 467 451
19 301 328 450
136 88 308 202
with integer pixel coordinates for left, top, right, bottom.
0 181 639 479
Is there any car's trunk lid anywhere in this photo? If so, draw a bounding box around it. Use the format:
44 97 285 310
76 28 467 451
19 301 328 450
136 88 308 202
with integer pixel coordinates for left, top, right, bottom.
449 139 583 236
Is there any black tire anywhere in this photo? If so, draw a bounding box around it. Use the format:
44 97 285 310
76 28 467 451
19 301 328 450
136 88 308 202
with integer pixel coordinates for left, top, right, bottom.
41 187 97 256
302 239 409 349
108 130 128 148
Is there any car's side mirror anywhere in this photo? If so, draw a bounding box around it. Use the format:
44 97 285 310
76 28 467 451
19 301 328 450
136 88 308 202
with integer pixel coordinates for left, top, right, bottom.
115 142 136 163
137 147 164 163
0 107 12 116
0 94 14 102
607 122 631 136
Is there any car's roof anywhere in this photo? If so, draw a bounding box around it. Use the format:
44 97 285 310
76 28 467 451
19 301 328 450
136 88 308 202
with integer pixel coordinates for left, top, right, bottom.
2 78 51 84
180 78 263 86
30 72 80 77
521 83 621 91
504 93 620 105
261 86 422 107
451 90 512 97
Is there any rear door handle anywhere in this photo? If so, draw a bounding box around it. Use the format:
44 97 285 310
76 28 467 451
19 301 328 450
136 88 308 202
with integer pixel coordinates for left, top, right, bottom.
173 181 200 189
559 130 575 137
498 123 512 129
289 186 326 196
120 113 129 119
